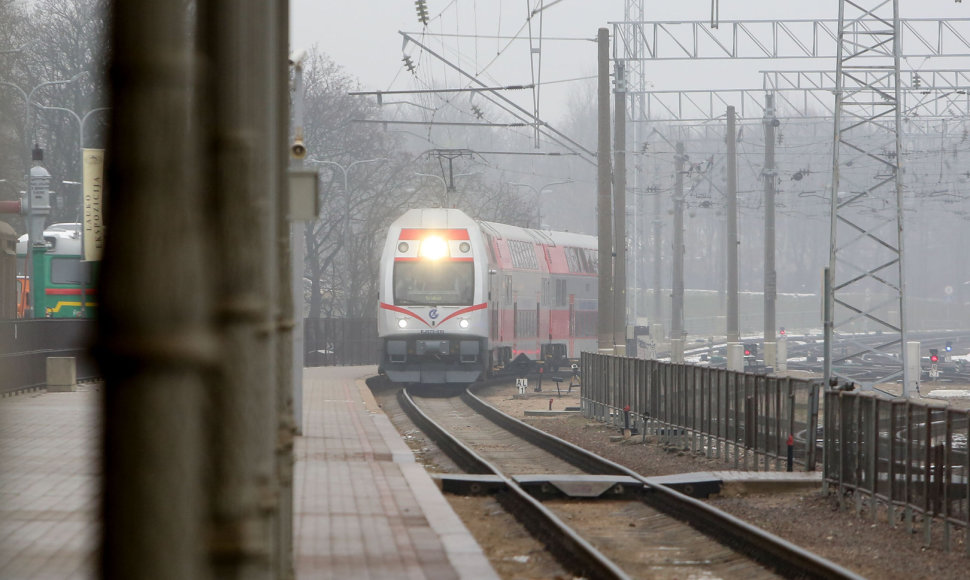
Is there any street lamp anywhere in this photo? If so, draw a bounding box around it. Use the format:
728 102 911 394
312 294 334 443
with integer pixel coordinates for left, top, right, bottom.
31 104 109 317
308 157 386 239
414 172 447 203
0 71 88 157
32 104 109 150
0 73 88 315
509 179 574 229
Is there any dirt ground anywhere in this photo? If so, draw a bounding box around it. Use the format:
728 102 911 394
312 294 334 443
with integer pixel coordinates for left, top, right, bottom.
468 380 970 580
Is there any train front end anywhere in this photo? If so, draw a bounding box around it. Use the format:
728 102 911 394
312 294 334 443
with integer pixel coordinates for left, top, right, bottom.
377 208 489 384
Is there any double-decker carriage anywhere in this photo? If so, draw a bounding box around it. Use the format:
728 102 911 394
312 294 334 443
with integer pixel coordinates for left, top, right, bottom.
377 208 597 384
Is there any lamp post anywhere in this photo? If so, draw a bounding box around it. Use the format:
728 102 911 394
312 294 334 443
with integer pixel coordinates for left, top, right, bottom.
32 104 109 317
0 73 87 318
414 172 448 204
311 157 387 237
509 179 573 229
0 72 88 157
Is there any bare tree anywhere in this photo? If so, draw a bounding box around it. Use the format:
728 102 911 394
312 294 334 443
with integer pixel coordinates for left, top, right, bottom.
0 0 30 230
21 0 108 224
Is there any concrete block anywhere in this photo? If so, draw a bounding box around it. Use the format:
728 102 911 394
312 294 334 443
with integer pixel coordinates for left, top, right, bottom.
47 357 77 392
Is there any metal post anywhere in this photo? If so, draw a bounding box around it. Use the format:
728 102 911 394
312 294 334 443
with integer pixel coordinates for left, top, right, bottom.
763 94 777 368
597 27 614 354
33 104 110 318
290 52 306 436
823 267 833 388
725 106 739 344
613 60 627 355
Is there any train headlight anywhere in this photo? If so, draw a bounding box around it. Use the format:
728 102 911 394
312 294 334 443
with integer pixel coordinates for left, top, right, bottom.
397 319 408 328
458 319 469 329
459 241 470 253
419 235 448 260
397 241 409 253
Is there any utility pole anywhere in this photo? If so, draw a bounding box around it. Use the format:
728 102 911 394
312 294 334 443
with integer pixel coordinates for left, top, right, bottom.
763 94 778 369
613 60 627 355
652 159 662 339
670 142 685 363
597 27 614 354
726 106 740 367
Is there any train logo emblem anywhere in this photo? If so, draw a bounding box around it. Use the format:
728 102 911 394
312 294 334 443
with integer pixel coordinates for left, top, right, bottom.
429 308 438 320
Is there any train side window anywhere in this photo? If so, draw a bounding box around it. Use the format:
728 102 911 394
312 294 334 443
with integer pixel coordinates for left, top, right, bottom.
50 257 83 284
505 275 512 303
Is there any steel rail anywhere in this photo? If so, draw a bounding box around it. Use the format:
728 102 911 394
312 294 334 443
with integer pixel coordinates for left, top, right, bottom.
461 384 865 580
398 387 631 580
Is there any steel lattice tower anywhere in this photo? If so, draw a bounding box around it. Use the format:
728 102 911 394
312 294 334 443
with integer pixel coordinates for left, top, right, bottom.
826 0 909 394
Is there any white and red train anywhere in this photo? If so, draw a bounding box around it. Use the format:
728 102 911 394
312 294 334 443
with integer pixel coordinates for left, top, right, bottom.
377 207 598 384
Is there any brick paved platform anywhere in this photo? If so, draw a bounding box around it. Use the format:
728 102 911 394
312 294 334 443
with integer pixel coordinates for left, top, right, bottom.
0 386 99 580
0 368 496 579
296 366 497 580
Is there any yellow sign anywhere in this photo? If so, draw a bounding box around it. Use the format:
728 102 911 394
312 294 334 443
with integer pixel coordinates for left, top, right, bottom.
82 148 105 261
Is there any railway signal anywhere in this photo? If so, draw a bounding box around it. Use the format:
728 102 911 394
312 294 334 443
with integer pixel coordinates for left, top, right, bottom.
743 343 758 358
929 349 939 363
945 341 952 352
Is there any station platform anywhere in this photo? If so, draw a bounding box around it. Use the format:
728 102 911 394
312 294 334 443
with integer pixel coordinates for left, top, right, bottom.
296 366 496 579
0 366 497 580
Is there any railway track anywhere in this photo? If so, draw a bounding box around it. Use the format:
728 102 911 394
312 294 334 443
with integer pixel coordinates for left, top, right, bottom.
400 384 863 580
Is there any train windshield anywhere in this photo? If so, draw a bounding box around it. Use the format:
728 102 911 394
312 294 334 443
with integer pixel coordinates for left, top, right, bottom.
393 261 474 306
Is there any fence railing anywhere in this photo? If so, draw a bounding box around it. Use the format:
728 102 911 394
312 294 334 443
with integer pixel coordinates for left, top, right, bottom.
824 391 970 553
303 317 379 367
581 352 821 471
0 319 99 394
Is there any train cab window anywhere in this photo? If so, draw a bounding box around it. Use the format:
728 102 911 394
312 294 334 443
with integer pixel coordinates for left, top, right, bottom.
393 261 474 306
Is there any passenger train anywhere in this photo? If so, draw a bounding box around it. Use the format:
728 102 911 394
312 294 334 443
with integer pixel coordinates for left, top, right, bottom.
377 207 598 384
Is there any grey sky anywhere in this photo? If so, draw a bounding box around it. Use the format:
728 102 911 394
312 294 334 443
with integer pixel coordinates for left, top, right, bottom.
290 2 970 124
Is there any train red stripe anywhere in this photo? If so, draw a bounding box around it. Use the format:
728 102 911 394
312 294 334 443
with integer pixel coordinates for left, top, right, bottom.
379 302 430 326
436 303 487 325
399 228 469 240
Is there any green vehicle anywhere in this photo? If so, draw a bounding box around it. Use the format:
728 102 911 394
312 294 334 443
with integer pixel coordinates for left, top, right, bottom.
16 223 97 318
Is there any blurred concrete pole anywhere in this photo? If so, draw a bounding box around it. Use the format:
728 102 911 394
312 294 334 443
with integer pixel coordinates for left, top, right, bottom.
613 61 627 355
671 142 685 359
597 27 614 354
726 106 739 344
276 2 296 577
200 0 277 575
763 94 777 369
652 154 662 332
100 0 212 577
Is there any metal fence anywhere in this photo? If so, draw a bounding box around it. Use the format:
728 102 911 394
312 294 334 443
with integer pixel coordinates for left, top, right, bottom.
303 317 380 367
0 319 98 394
581 353 821 471
824 391 970 553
